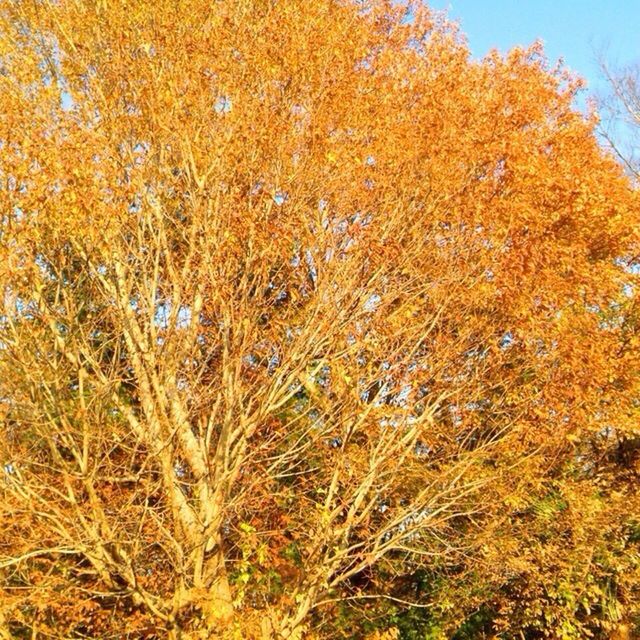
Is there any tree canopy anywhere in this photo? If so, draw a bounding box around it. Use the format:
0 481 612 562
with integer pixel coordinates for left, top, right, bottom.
0 1 638 638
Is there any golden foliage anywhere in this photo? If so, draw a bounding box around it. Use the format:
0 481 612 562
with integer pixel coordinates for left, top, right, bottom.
0 0 638 638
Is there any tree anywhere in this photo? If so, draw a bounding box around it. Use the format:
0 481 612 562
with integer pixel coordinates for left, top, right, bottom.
0 1 638 638
597 56 640 180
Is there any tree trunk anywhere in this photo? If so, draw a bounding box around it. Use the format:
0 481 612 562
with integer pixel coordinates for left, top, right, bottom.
200 551 234 634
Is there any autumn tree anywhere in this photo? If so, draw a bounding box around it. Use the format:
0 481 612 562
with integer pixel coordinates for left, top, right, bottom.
0 1 638 638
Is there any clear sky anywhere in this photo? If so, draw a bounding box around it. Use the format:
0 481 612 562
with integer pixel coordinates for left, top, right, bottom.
427 0 640 109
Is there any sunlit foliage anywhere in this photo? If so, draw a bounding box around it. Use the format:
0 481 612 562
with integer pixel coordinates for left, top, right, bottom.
0 1 638 638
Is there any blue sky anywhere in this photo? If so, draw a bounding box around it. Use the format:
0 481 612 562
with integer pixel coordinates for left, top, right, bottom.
428 1 640 109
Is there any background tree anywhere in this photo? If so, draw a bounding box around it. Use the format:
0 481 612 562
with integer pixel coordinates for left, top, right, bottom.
0 1 638 638
598 56 640 180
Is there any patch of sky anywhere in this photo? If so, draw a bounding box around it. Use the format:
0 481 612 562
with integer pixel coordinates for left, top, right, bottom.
305 249 317 286
334 219 348 235
250 180 264 196
401 5 415 25
627 262 640 275
499 331 514 349
133 141 150 155
414 442 431 457
152 303 183 330
389 384 411 408
214 95 232 114
393 508 432 541
35 255 55 281
176 305 192 329
61 90 74 111
448 404 463 427
316 364 331 387
379 415 402 428
124 102 142 116
273 191 288 206
128 196 142 214
267 351 280 376
363 293 381 312
464 345 489 361
154 300 168 329
308 408 323 428
243 353 259 368
354 56 373 72
285 326 302 342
